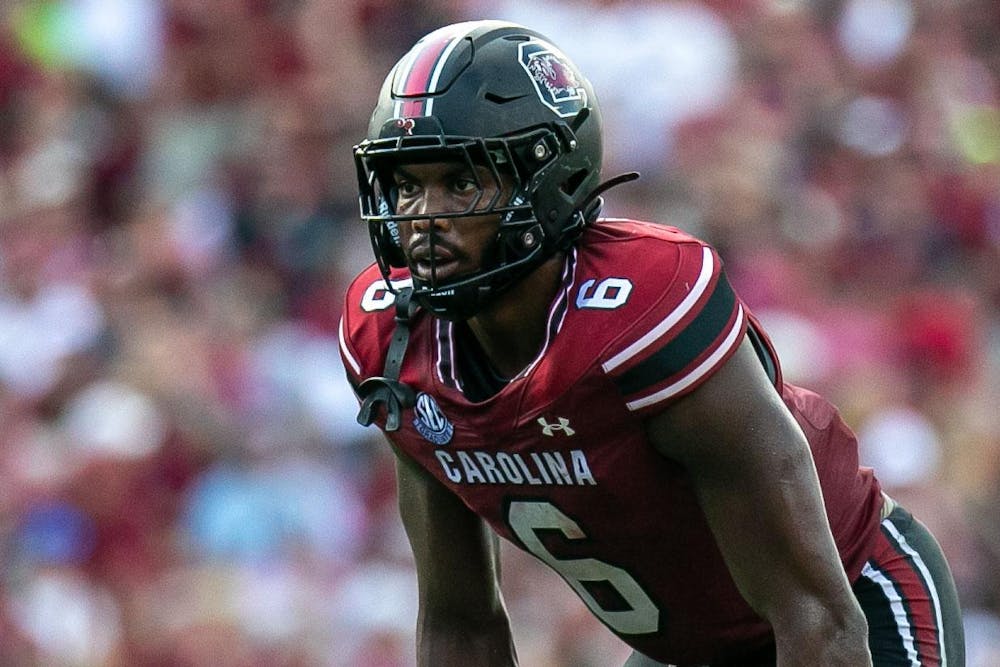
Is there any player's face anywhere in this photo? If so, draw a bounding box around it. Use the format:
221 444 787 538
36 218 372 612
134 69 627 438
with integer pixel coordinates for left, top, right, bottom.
393 161 512 284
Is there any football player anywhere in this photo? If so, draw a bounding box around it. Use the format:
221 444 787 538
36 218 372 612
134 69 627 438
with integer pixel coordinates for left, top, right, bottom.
339 20 965 667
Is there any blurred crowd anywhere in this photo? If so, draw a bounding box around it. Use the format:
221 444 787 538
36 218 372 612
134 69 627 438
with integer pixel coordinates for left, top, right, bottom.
0 0 996 665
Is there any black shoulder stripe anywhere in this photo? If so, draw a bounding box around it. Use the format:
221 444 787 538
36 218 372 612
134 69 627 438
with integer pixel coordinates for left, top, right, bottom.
747 324 778 385
613 274 736 396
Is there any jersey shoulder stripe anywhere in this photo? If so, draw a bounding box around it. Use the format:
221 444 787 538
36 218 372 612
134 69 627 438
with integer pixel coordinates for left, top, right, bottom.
625 305 745 411
602 244 716 373
339 315 361 377
612 269 736 395
596 237 747 414
339 264 410 389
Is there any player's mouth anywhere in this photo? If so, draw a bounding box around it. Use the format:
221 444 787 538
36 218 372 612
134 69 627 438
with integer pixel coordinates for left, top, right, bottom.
409 246 460 282
412 258 461 282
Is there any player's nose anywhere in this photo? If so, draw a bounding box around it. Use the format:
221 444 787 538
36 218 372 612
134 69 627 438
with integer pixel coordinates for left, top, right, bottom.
410 188 455 232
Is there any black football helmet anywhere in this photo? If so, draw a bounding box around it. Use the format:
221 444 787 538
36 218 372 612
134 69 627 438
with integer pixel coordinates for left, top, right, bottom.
354 20 607 320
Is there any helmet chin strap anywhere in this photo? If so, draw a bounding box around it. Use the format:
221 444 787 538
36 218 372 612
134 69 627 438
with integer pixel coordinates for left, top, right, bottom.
582 172 641 213
356 288 418 431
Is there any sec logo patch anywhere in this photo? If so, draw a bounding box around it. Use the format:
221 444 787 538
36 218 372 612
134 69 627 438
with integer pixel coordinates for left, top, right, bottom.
413 393 454 445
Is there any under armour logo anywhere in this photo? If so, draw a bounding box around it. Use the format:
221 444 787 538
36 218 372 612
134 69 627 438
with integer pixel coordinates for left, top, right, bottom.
538 416 575 437
394 118 416 135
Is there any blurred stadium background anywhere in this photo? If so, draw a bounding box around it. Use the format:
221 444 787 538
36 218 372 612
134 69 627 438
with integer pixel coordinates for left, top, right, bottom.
0 0 997 665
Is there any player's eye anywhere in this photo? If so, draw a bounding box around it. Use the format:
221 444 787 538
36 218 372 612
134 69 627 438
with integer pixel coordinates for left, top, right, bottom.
395 180 419 198
452 176 478 194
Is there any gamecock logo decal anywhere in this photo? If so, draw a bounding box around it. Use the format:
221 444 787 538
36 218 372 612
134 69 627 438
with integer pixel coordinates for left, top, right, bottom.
518 41 588 118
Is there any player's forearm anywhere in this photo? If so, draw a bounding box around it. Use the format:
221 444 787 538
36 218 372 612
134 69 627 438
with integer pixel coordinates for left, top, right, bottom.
416 612 518 667
770 596 872 667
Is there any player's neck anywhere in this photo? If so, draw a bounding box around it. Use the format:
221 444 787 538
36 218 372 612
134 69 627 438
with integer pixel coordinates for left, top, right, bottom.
465 254 565 379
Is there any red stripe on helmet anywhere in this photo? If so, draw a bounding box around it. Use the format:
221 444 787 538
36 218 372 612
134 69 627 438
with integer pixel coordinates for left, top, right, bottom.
395 25 473 119
399 98 423 117
401 33 455 97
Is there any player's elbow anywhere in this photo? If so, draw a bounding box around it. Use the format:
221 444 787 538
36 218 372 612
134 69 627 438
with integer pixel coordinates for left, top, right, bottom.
768 594 871 665
416 608 517 666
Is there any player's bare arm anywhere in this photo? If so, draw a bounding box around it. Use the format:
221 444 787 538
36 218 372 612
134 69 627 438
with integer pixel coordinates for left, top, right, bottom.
644 337 872 666
393 445 518 666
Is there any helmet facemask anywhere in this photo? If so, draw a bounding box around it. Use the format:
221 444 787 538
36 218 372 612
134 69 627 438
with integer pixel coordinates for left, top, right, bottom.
355 123 580 320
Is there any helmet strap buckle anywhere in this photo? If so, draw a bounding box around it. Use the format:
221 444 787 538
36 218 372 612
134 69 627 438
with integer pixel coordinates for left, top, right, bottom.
356 288 419 431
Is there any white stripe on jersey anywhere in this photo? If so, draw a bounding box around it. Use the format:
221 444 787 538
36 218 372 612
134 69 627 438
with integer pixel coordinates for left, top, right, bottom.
624 304 744 412
435 319 460 389
338 316 361 375
883 518 948 665
519 247 578 379
602 246 715 374
862 561 921 666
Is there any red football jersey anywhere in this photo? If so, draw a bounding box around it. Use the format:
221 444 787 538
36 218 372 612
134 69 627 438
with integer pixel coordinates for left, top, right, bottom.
339 219 882 664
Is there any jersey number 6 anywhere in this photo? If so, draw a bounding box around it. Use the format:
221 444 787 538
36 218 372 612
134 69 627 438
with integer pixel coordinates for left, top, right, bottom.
507 500 660 635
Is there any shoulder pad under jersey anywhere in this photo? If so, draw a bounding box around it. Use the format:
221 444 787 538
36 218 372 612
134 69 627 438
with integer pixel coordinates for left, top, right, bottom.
339 264 413 393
